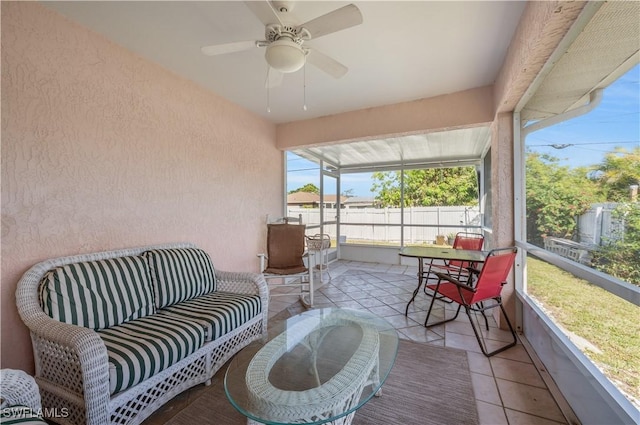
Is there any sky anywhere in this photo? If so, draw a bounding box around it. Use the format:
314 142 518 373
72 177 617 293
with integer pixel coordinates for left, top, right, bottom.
526 64 640 168
288 64 640 196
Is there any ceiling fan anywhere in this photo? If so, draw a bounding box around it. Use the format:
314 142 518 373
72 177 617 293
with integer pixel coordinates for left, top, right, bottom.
201 1 363 87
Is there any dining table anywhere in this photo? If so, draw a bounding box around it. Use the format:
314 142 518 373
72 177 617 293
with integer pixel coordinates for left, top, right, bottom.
399 245 488 316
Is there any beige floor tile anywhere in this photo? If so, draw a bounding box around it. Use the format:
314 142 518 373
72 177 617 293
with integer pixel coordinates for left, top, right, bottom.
471 372 502 405
346 291 374 300
381 313 421 329
493 343 532 363
496 379 566 423
396 325 444 343
324 292 352 302
445 331 485 354
467 351 493 376
333 299 365 309
505 408 568 424
490 356 546 388
476 400 508 425
356 297 386 308
444 319 477 337
481 325 519 343
366 305 401 317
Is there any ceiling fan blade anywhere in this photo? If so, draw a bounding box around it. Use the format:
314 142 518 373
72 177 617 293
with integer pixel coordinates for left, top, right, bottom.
265 67 284 88
306 49 348 79
201 40 259 56
244 1 283 26
299 4 363 39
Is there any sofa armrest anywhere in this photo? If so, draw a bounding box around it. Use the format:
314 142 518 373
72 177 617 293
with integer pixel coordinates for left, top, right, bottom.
21 318 111 424
215 271 269 335
216 271 267 296
17 261 112 425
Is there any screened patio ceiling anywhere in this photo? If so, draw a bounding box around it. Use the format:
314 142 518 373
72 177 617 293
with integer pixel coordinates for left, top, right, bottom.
291 1 639 174
291 126 491 173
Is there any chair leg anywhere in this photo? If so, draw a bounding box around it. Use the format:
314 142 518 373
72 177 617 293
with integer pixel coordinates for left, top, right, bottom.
465 299 518 357
479 301 489 331
424 289 462 327
300 273 314 308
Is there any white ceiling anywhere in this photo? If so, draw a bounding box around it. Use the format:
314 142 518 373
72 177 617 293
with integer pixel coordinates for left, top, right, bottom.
43 1 527 124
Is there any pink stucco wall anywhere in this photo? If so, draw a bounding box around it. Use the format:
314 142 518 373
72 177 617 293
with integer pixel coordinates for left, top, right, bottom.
493 0 587 114
1 0 585 372
1 2 282 372
277 86 494 149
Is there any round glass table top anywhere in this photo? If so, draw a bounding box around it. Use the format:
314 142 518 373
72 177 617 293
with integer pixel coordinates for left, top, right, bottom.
224 308 399 425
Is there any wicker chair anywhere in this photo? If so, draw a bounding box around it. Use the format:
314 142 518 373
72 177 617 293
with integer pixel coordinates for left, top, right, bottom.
0 369 47 424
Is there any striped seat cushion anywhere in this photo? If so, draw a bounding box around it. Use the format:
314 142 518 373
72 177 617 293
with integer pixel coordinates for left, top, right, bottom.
143 248 216 309
40 256 155 329
157 292 262 342
96 314 205 395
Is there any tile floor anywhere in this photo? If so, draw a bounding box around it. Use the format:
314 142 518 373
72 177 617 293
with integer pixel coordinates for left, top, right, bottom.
145 260 572 425
267 260 570 425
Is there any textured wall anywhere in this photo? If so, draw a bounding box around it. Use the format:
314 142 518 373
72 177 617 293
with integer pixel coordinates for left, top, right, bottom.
1 2 281 372
277 86 494 149
490 112 516 329
493 0 587 114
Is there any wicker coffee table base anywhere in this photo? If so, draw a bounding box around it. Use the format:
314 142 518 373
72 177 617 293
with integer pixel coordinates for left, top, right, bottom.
244 312 381 424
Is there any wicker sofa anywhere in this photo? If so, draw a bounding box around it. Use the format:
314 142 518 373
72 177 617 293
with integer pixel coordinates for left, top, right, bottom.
15 243 269 425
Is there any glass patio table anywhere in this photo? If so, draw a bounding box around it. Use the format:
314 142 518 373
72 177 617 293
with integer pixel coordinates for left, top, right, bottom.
224 308 399 425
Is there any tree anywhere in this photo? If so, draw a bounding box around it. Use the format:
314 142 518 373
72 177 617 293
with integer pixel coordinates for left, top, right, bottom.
526 152 602 246
592 147 640 201
370 167 478 207
289 183 319 194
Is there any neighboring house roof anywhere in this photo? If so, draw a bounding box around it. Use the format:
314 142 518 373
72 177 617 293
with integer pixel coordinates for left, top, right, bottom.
323 194 348 204
343 197 376 205
287 192 348 205
287 192 319 204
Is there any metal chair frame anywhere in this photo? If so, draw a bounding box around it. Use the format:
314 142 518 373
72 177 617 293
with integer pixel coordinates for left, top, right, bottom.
424 247 518 357
422 232 485 302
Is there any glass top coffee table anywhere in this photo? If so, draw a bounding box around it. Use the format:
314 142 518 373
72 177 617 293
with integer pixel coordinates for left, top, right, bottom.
225 308 399 425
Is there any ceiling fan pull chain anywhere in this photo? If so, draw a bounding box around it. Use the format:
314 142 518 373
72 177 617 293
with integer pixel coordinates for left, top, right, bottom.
266 68 271 113
303 62 307 111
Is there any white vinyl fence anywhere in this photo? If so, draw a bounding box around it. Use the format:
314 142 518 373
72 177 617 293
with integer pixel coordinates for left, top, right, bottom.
578 203 626 246
288 206 481 244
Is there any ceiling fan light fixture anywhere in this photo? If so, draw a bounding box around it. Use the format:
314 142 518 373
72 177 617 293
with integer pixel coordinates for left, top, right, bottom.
265 39 305 73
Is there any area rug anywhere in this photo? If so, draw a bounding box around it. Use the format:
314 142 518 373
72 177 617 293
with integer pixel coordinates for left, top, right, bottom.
163 339 479 425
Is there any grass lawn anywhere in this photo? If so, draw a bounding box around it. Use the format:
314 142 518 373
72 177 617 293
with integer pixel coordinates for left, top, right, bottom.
527 256 640 407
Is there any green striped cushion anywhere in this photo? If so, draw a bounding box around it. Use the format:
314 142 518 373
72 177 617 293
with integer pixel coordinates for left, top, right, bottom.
97 314 205 395
39 256 155 329
157 291 262 342
0 406 47 424
143 248 216 309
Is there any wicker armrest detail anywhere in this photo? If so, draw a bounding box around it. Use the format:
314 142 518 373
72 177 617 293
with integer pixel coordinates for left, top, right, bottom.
216 271 268 297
